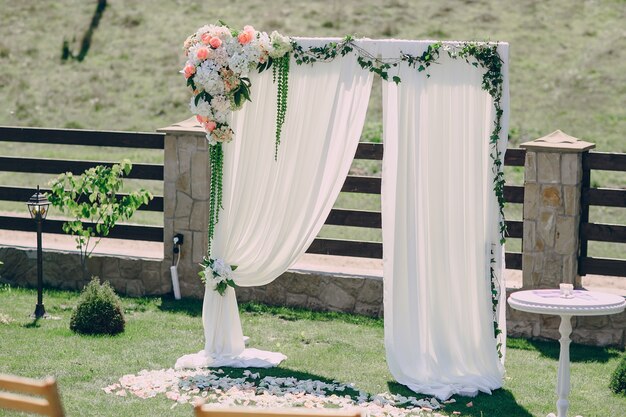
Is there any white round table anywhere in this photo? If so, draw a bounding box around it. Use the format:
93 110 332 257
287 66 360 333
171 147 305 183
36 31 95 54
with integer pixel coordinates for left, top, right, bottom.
508 289 625 417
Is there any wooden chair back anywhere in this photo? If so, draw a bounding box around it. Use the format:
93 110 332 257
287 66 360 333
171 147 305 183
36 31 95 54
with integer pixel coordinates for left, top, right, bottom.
194 406 363 417
0 373 65 417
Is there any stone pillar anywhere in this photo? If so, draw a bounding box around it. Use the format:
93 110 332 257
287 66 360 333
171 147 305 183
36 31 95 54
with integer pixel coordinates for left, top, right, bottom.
520 130 595 289
157 118 209 298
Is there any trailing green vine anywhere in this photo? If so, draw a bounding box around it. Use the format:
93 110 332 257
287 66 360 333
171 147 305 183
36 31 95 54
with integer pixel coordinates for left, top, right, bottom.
292 36 403 83
272 54 290 159
207 143 223 257
450 43 506 357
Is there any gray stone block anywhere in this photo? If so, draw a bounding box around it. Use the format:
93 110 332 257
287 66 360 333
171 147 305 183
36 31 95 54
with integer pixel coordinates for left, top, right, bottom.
554 216 577 255
285 292 308 307
175 191 193 218
538 209 556 247
576 315 609 330
541 185 562 208
560 153 580 186
524 151 537 183
189 202 207 232
320 282 356 311
126 280 145 297
537 152 561 184
571 329 623 347
523 183 540 219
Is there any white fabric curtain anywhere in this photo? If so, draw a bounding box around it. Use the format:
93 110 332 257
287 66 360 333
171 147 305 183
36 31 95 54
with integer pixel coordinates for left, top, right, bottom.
380 41 509 400
176 41 374 369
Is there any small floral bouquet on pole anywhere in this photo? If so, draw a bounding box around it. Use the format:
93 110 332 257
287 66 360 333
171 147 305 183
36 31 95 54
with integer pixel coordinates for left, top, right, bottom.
199 258 238 296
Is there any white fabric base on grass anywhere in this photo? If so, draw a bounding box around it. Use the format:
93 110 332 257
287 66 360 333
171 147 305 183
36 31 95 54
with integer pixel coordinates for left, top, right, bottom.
175 348 286 370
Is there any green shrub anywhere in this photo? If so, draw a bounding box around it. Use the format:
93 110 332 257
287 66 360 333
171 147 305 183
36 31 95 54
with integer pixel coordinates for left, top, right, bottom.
70 278 125 335
610 355 626 395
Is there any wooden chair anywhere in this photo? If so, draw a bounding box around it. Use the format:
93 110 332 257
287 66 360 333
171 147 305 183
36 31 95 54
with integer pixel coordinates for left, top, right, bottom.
0 373 65 417
194 405 363 417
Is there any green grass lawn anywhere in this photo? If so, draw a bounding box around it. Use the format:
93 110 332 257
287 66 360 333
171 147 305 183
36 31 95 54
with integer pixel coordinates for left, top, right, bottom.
0 285 624 417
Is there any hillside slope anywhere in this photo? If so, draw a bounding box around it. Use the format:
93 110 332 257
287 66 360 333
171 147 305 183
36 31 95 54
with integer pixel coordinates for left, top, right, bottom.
0 0 623 151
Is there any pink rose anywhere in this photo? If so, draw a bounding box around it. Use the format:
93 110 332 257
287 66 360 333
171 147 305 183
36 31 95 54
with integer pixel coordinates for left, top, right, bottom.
196 115 207 124
209 37 222 49
201 33 212 45
196 47 209 60
243 25 255 34
183 64 196 79
238 31 252 45
204 121 217 132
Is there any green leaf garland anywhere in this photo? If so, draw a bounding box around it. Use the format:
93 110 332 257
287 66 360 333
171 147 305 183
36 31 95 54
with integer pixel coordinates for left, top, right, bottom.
207 143 223 257
273 54 290 160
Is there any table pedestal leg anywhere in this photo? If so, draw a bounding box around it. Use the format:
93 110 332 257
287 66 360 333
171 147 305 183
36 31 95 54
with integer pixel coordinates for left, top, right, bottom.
556 314 572 417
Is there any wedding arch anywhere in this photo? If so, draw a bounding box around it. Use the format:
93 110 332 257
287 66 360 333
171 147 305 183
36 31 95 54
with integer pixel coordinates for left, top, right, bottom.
175 25 509 401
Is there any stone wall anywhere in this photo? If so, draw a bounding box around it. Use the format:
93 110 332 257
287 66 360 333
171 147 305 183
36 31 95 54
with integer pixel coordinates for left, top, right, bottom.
159 119 210 300
1 244 623 348
0 246 167 297
235 271 384 317
520 130 594 289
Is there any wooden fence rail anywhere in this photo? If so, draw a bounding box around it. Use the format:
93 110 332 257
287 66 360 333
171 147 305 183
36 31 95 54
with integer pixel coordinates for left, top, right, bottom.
0 126 624 277
579 152 626 276
308 144 525 270
0 126 164 241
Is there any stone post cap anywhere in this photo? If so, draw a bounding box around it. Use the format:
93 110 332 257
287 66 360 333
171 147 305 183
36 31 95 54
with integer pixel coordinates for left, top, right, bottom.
520 130 595 153
157 117 206 136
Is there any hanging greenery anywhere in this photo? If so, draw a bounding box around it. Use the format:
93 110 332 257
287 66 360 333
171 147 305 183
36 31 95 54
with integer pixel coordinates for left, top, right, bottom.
207 143 223 257
272 54 290 159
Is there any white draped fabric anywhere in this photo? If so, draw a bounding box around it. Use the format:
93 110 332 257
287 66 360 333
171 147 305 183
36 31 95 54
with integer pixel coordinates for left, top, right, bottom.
380 41 509 400
175 43 374 369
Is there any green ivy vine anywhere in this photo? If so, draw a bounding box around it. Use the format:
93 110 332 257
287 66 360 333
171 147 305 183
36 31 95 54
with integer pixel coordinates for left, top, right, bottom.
207 143 223 257
272 54 290 159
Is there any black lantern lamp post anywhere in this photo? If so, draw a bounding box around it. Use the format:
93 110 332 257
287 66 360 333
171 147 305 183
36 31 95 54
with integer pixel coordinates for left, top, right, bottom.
27 186 50 318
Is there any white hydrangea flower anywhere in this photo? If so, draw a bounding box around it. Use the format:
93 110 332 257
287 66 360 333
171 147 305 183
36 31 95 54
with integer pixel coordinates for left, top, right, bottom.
212 259 233 279
210 96 231 123
206 133 217 146
212 47 230 67
195 62 225 95
189 97 212 117
228 53 250 76
183 24 292 141
269 31 292 58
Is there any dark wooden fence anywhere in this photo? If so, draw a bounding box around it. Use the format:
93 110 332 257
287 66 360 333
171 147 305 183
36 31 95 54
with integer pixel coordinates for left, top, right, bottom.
308 144 526 271
1 126 624 277
0 126 164 242
579 152 626 276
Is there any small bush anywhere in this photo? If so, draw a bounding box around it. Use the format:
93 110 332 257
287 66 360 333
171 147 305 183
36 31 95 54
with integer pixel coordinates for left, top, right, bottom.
70 278 125 335
610 355 626 395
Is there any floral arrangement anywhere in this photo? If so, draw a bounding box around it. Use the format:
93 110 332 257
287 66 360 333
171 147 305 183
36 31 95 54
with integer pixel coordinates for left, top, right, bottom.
199 258 238 295
182 23 292 146
181 23 292 265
